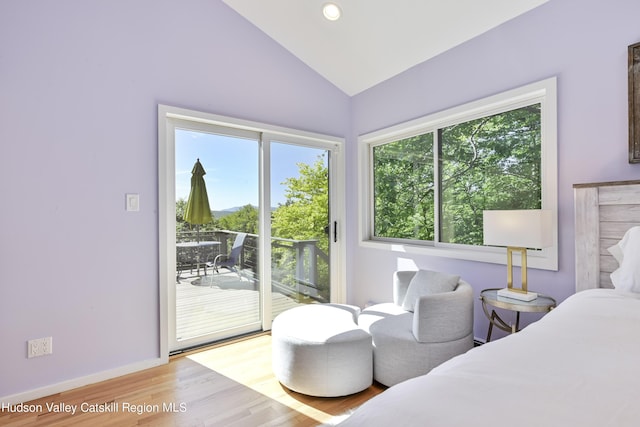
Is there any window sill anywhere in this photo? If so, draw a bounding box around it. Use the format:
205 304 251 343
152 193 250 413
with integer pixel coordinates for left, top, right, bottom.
359 239 558 271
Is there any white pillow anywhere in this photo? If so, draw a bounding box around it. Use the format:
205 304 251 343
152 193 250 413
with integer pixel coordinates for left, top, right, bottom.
610 226 640 293
401 269 460 312
607 242 624 264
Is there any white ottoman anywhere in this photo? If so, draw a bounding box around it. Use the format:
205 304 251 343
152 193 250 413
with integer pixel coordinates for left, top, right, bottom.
271 303 373 397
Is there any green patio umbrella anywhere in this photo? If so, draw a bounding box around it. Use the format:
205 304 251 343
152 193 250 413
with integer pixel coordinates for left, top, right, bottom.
184 158 213 238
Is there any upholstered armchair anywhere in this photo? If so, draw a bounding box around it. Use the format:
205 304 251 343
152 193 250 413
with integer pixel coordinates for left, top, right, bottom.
358 270 474 387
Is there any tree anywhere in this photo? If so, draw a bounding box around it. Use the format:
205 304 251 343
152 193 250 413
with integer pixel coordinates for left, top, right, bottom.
373 133 435 241
372 103 542 246
218 205 258 234
176 198 188 232
439 104 541 244
271 157 329 251
271 156 330 300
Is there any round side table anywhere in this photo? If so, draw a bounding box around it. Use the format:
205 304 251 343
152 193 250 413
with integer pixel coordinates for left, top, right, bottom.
480 288 556 342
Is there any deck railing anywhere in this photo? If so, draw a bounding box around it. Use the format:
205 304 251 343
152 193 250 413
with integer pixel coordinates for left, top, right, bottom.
176 230 329 302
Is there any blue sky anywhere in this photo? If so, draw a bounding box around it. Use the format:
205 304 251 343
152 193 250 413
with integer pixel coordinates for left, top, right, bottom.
175 129 326 211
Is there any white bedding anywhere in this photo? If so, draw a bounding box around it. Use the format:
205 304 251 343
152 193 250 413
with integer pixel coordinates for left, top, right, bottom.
338 289 640 427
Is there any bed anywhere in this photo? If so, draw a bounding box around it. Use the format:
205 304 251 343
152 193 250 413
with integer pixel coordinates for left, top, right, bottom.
338 180 640 427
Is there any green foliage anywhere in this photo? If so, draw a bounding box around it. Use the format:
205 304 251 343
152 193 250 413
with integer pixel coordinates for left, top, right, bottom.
218 205 259 234
271 156 330 300
271 157 329 251
440 104 541 245
373 133 435 241
373 103 542 246
176 198 188 231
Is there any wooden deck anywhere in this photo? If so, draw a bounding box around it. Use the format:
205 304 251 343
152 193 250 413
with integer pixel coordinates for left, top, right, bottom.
176 271 305 341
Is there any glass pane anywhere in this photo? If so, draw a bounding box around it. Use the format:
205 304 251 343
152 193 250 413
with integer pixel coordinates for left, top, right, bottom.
270 143 330 318
175 129 260 344
439 103 542 245
373 133 434 241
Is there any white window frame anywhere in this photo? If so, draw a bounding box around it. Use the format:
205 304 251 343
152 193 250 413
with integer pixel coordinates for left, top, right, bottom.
358 77 558 271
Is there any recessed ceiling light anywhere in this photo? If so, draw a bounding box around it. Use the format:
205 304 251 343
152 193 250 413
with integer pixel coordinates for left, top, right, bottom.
323 3 342 21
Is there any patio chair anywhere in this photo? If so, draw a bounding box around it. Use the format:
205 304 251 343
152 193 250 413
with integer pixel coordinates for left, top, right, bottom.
207 233 247 278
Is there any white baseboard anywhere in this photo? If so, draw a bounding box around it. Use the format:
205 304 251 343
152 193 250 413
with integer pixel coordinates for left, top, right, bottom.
0 356 167 405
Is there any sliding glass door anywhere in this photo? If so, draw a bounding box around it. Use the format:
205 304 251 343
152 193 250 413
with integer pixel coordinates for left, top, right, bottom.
173 126 261 350
269 142 332 319
159 106 344 353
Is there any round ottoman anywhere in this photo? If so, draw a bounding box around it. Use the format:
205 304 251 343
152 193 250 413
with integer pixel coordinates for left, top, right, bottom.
271 303 373 397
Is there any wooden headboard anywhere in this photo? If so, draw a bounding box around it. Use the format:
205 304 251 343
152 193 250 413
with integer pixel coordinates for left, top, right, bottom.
574 180 640 291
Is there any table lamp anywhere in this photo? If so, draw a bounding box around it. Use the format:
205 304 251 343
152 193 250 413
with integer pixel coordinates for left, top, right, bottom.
483 210 552 301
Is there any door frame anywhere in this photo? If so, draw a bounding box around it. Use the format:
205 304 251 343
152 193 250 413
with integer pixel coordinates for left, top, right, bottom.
158 105 346 355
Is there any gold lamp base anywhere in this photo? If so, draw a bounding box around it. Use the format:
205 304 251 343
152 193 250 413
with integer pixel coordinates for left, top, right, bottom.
499 246 538 301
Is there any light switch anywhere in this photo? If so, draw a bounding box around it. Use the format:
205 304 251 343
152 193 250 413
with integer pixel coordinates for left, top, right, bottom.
126 193 140 212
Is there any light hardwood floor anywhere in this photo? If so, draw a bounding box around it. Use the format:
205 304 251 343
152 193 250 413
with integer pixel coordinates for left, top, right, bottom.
0 334 385 427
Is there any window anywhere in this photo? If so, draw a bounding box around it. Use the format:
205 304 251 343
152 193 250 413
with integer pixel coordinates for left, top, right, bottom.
439 104 542 245
359 78 557 270
373 133 434 241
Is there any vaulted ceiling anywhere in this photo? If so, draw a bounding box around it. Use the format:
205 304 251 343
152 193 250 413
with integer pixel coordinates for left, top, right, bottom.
222 0 549 96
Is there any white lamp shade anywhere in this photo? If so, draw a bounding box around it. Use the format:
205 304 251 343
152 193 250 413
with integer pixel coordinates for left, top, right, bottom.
483 210 552 249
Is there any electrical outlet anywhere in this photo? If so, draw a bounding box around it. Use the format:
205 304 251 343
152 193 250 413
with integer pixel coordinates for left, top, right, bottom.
28 339 40 358
41 337 52 355
28 337 53 358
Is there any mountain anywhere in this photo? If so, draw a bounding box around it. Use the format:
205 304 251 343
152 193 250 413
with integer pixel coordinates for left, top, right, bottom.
213 205 275 218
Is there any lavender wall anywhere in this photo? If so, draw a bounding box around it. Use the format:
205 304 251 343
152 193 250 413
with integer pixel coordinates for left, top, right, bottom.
0 1 348 399
347 0 640 340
